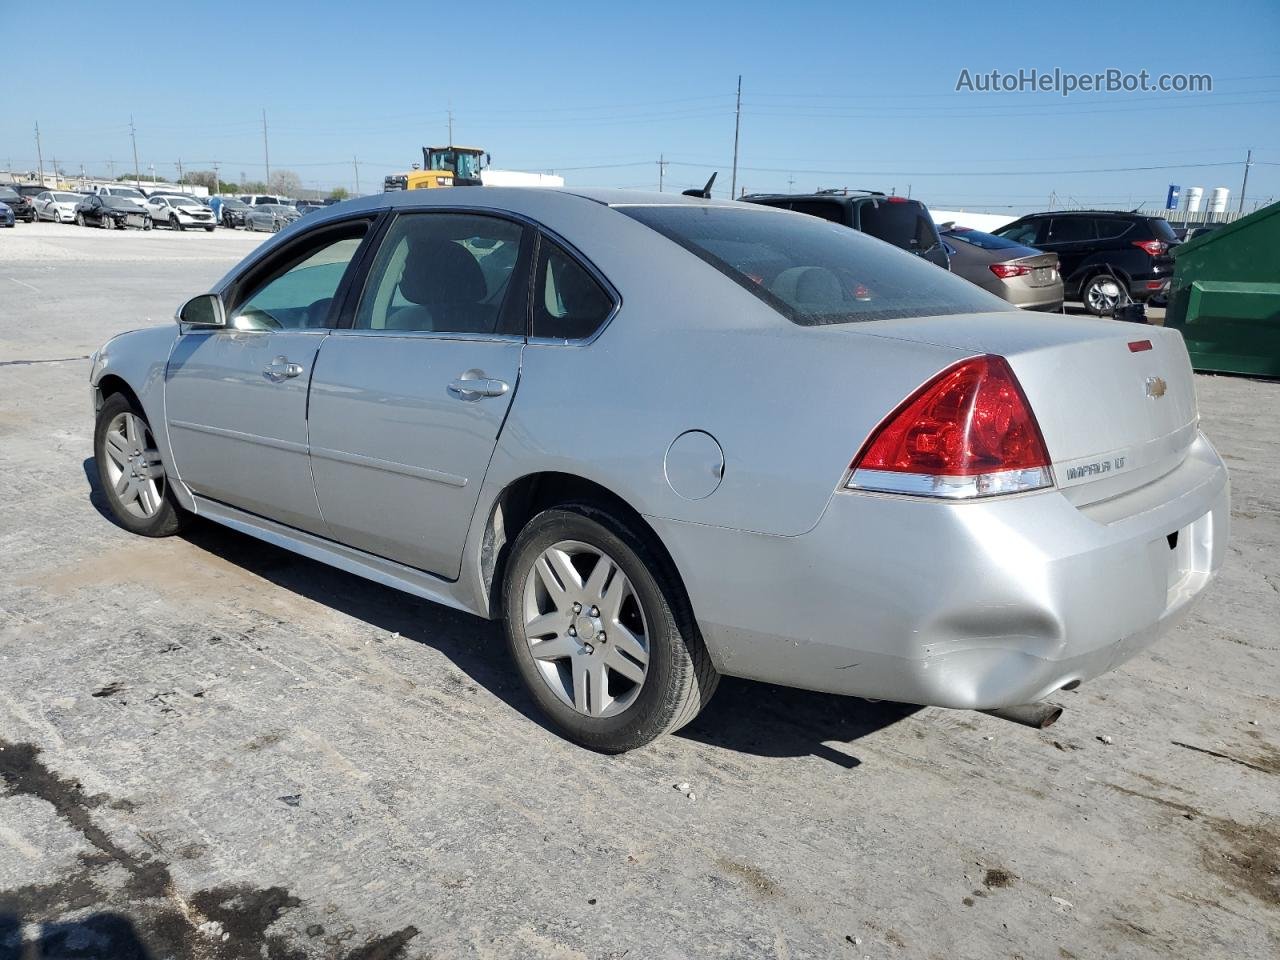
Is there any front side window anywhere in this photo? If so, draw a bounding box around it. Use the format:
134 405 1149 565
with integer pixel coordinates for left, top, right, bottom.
231 227 368 331
532 238 615 340
355 213 527 335
997 220 1043 245
619 205 1011 326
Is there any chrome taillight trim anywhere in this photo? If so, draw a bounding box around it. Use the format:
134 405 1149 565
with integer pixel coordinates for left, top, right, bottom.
846 467 1054 499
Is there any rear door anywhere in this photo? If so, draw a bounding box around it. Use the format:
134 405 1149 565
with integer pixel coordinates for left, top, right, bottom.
164 218 373 533
307 210 532 579
1039 216 1096 289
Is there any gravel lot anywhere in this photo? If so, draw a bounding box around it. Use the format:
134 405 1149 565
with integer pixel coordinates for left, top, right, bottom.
1 224 1277 960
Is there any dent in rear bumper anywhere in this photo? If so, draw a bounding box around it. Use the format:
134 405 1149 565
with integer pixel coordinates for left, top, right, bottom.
652 433 1229 709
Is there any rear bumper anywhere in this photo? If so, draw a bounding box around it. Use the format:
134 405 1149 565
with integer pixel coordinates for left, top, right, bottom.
653 432 1228 709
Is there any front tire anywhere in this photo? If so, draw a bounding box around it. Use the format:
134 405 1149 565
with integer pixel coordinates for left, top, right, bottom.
94 393 188 538
503 505 718 752
76 212 86 227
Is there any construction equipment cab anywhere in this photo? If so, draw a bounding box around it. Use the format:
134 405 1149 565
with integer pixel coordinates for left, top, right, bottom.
383 145 489 191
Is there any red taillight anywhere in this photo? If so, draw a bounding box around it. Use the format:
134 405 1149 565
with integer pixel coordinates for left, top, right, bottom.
989 262 1031 279
1128 339 1153 353
1133 239 1167 257
886 196 909 203
848 355 1052 498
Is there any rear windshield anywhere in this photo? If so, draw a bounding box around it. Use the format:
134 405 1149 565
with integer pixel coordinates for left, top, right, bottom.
856 199 938 253
942 227 1029 251
617 205 1012 325
1146 218 1179 243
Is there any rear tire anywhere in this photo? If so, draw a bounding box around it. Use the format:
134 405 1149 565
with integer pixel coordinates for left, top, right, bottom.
503 504 718 752
1082 273 1124 317
93 393 189 538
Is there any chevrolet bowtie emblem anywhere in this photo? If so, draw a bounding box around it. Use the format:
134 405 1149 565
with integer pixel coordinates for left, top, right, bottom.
1146 376 1167 398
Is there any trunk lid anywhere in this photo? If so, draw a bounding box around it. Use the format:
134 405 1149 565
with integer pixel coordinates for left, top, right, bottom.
853 312 1199 505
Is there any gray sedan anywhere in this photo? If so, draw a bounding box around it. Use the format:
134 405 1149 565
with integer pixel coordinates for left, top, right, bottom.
243 203 301 232
88 188 1229 751
941 225 1064 310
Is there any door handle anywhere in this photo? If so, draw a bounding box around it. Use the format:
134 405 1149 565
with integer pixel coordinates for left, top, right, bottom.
264 356 304 381
448 370 510 401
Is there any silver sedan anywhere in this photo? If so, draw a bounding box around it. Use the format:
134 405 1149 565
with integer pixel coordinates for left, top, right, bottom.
88 188 1229 751
243 203 301 232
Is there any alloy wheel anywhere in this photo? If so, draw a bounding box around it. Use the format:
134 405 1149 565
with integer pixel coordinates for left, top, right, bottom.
1086 277 1122 314
101 412 166 519
522 540 650 718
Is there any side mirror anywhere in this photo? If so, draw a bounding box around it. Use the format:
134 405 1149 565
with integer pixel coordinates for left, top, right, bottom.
176 293 226 328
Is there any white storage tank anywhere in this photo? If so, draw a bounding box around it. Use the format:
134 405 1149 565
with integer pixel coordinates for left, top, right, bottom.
1208 187 1230 213
1184 186 1204 212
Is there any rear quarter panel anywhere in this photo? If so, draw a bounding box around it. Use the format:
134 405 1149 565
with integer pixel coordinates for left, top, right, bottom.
481 201 969 538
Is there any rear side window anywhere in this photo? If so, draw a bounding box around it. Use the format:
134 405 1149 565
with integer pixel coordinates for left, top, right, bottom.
355 213 528 336
856 200 938 254
618 205 1011 326
787 200 846 225
1093 218 1134 240
1046 218 1095 243
532 237 615 340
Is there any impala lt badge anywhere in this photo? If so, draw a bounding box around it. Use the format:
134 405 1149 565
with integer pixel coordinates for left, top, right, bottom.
1146 376 1167 399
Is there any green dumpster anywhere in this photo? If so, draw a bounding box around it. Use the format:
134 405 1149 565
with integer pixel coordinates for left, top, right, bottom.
1164 199 1280 377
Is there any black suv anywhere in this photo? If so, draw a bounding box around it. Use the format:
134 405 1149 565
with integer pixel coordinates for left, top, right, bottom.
0 183 39 222
740 190 950 269
993 211 1178 315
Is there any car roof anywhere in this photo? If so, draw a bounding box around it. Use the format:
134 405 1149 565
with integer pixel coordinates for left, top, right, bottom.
316 187 778 221
1017 210 1154 219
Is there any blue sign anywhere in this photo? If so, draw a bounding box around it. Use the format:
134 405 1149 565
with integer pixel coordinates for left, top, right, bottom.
1166 184 1181 210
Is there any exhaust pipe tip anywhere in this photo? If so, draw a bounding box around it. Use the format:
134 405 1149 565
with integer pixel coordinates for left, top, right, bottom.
980 701 1064 730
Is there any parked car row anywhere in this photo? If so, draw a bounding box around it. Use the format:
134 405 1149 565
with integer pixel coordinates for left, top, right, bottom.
739 190 1181 317
2 184 336 233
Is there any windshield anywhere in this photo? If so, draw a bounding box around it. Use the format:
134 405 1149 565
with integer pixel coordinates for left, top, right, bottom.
427 150 482 179
103 197 141 209
0 188 18 200
618 205 1012 326
109 188 145 199
53 192 81 202
256 204 294 215
173 198 203 208
222 198 248 208
942 227 1031 251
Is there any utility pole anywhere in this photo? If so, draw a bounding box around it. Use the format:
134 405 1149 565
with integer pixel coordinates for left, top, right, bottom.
657 154 667 192
176 158 184 183
130 115 140 185
730 75 742 200
1238 148 1252 214
108 157 115 179
34 122 45 185
787 173 795 191
447 108 454 145
50 156 59 184
212 160 220 194
261 109 271 186
353 156 360 195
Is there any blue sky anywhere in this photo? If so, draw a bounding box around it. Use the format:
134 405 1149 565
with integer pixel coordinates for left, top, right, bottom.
3 0 1278 213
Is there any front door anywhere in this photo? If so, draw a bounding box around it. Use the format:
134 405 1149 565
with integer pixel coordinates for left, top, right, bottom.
308 211 531 579
164 223 371 533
